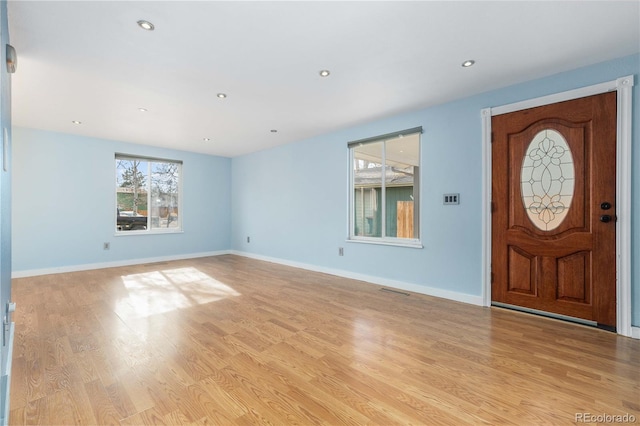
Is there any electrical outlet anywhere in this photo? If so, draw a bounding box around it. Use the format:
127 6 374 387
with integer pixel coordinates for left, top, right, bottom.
247 236 250 243
338 247 344 256
103 242 110 250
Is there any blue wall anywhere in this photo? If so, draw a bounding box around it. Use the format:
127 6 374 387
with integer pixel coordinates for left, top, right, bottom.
12 128 231 272
10 54 639 326
231 54 640 326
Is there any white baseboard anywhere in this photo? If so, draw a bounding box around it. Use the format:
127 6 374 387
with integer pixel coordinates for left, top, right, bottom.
11 250 232 278
10 249 637 339
230 250 484 306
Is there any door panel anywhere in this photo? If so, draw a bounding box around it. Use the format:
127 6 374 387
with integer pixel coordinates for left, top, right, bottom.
507 246 536 296
557 251 590 303
492 92 616 328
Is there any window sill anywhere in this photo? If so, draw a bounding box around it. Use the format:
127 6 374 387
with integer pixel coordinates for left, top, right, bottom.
114 229 184 236
346 237 423 249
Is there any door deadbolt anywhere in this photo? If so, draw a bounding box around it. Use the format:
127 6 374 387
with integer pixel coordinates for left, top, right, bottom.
600 202 612 210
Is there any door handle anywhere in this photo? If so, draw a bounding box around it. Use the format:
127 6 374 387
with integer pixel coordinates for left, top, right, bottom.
600 215 613 223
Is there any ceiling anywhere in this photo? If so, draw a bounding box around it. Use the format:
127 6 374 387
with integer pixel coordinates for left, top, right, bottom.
8 1 640 158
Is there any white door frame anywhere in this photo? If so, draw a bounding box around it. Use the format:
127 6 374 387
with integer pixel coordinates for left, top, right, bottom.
481 75 634 337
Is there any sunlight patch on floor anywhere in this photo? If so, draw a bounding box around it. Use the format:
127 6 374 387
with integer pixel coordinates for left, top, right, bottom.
115 267 241 319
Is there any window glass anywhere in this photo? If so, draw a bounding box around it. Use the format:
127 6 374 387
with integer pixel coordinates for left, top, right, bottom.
353 141 383 237
116 155 182 233
350 128 421 244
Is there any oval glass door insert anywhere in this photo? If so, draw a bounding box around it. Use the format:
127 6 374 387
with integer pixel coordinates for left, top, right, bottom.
521 129 575 231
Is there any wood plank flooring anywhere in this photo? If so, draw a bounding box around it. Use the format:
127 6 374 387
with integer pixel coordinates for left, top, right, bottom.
9 255 640 425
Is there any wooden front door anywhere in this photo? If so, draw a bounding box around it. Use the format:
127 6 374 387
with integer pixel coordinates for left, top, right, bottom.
491 92 617 328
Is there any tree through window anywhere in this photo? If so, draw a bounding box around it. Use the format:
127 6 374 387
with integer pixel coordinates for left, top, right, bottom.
116 154 182 232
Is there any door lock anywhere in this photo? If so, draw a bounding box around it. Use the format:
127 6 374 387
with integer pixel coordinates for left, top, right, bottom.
600 215 613 223
3 301 15 346
600 202 612 210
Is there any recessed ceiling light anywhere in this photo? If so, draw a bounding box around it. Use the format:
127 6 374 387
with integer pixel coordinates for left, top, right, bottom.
462 60 475 68
217 93 227 99
137 20 155 31
270 129 278 133
319 69 331 77
203 137 211 142
138 108 148 112
72 120 81 125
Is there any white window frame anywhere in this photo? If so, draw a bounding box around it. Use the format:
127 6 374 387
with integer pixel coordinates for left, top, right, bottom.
347 127 423 248
115 153 183 235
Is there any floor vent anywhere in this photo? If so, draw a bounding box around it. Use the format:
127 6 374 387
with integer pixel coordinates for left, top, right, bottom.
380 288 410 296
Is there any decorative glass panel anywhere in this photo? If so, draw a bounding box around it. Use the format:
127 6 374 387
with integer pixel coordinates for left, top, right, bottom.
520 129 574 231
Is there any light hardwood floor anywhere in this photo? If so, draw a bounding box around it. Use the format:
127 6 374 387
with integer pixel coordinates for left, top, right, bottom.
9 255 640 425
